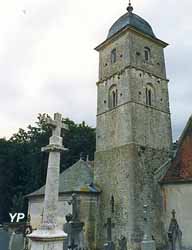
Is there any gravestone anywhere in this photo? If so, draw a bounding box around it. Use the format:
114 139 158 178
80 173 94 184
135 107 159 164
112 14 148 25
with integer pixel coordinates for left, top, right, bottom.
103 218 115 250
0 227 10 250
168 210 182 250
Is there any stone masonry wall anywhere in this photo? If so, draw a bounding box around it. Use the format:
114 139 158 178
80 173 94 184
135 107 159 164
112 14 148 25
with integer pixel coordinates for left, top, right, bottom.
94 144 170 250
98 30 167 81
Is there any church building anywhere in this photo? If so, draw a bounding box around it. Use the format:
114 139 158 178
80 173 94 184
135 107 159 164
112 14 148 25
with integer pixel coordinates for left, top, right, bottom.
27 2 192 250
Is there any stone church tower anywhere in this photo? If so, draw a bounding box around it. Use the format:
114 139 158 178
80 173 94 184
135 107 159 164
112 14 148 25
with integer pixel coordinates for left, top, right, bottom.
94 2 172 250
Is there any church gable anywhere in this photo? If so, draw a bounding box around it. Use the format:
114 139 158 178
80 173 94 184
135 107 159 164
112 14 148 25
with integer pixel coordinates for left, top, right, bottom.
162 116 192 183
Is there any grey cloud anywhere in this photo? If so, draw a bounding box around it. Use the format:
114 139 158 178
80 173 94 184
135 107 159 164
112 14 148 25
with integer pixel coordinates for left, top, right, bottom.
39 77 96 126
0 0 192 139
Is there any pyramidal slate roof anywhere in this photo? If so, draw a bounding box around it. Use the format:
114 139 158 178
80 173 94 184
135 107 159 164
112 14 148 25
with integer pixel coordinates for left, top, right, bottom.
27 160 100 198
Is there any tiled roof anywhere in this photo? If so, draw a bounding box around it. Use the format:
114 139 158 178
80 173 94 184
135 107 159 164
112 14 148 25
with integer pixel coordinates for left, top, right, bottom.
161 116 192 184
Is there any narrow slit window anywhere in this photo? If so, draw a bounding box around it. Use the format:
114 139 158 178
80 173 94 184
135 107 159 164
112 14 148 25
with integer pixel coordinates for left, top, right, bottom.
111 49 117 64
148 89 152 106
144 47 151 62
112 91 116 107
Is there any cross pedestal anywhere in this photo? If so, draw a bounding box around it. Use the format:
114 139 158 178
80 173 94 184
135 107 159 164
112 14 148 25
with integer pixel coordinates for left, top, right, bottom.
28 113 68 250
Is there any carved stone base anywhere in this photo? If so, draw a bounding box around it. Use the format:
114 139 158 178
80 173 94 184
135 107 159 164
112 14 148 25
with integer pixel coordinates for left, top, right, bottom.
28 229 67 250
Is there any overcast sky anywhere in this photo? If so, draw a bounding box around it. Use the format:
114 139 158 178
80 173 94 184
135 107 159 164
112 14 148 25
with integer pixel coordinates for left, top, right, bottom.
0 0 191 141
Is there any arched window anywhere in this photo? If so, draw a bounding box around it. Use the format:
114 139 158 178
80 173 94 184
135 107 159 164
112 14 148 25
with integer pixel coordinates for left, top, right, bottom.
109 85 118 109
145 84 154 106
144 47 151 62
111 48 117 64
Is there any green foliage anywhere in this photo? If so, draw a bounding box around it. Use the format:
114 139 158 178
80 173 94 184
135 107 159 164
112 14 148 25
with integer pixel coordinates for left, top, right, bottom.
0 114 96 223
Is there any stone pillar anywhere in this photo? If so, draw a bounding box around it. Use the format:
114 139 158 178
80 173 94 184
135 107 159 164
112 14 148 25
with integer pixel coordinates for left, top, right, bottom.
28 113 68 250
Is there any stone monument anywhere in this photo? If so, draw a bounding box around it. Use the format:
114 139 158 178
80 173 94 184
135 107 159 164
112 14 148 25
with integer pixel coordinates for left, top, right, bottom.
64 193 85 250
28 113 68 250
141 205 156 250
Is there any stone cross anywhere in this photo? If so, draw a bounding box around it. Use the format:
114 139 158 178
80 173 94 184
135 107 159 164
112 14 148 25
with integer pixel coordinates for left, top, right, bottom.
46 113 68 138
104 218 114 242
28 113 68 250
40 113 68 229
66 194 85 250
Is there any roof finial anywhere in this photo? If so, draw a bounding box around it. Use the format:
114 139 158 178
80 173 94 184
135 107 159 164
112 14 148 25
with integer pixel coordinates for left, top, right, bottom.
127 0 133 13
80 152 83 161
86 155 89 162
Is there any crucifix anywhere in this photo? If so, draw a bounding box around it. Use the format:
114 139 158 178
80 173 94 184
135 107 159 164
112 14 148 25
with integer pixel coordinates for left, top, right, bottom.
41 113 69 153
46 113 68 137
41 113 69 229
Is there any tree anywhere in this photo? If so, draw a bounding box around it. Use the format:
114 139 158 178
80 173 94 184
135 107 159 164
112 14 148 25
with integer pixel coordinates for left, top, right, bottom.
0 114 96 223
